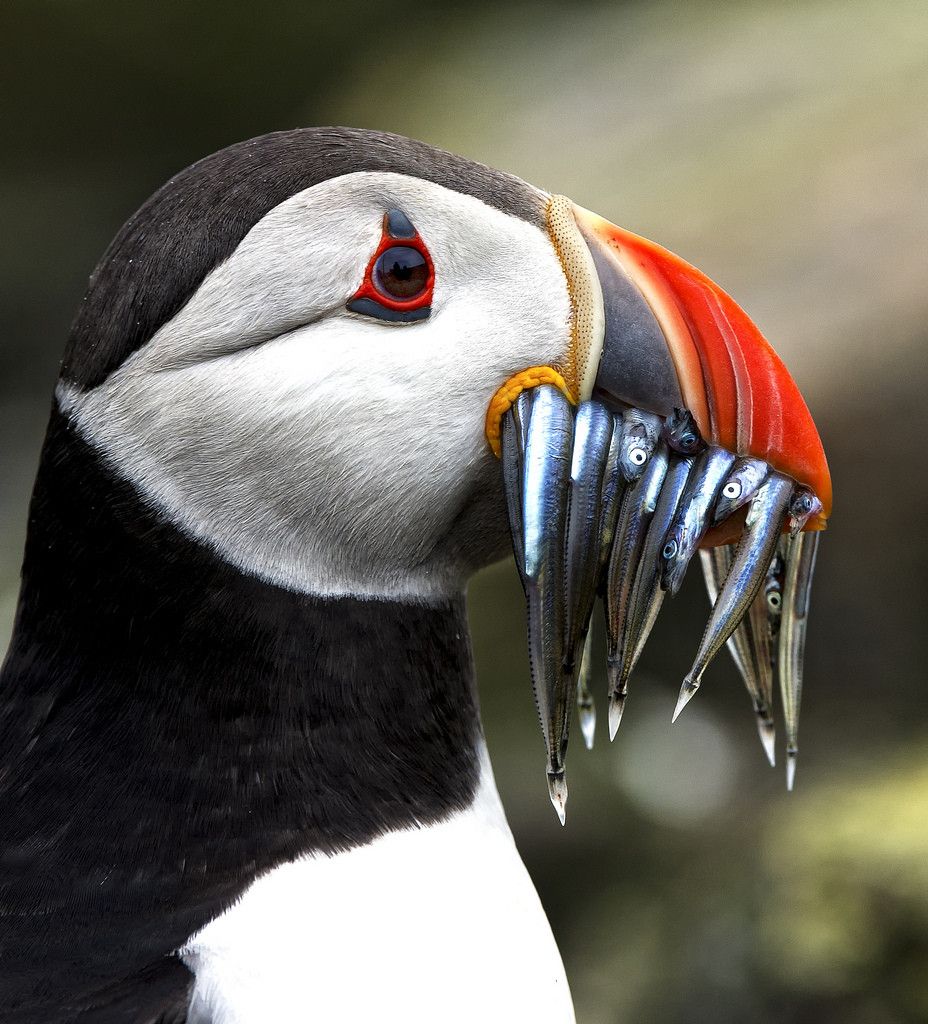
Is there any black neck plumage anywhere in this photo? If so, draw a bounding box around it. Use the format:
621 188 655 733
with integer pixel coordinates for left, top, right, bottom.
0 406 482 1020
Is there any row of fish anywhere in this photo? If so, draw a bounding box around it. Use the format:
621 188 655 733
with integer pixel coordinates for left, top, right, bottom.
500 385 822 821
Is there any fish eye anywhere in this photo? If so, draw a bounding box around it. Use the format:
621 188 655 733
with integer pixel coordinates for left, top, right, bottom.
662 540 678 560
681 432 696 448
723 481 741 499
629 447 647 466
767 591 782 610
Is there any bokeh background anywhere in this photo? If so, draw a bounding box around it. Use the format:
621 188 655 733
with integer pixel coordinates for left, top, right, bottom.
3 2 927 1021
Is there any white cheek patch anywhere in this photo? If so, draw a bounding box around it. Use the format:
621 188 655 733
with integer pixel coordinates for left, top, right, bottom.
61 172 571 600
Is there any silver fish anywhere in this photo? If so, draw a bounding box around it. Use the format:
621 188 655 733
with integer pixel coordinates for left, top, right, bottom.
520 385 574 822
779 529 821 790
605 442 669 738
764 544 787 654
617 408 663 483
500 393 532 581
787 485 824 537
700 545 776 765
597 413 626 568
713 457 770 525
610 453 696 737
563 402 614 685
675 473 794 721
661 446 737 596
662 407 706 457
576 629 596 750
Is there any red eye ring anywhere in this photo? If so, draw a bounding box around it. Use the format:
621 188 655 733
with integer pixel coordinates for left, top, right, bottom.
347 211 435 323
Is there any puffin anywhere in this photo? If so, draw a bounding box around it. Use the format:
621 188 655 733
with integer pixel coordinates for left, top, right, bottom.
0 127 831 1023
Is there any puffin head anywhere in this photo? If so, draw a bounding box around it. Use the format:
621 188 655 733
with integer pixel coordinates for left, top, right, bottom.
53 128 830 801
57 128 828 607
57 131 577 599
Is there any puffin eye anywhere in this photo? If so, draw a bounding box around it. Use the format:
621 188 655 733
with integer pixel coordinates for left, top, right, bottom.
347 210 434 324
373 246 429 300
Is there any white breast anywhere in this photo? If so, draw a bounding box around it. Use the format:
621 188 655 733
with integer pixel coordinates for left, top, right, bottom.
180 751 575 1024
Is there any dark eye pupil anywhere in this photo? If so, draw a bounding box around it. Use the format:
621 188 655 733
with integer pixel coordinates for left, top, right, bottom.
373 246 429 300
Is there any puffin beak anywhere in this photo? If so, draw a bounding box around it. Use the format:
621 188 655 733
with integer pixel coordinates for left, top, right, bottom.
575 206 831 523
493 198 832 817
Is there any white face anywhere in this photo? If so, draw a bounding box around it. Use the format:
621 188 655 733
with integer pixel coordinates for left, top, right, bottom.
59 171 572 599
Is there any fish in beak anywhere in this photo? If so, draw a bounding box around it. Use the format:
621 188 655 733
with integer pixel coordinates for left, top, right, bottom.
488 196 831 819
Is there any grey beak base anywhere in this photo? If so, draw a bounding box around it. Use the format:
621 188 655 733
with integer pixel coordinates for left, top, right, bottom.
580 223 684 418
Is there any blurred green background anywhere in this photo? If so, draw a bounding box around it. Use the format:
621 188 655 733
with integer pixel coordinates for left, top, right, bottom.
2 1 927 1021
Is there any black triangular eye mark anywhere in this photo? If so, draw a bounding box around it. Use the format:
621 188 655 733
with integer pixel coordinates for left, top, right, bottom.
385 209 417 240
